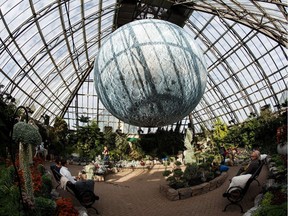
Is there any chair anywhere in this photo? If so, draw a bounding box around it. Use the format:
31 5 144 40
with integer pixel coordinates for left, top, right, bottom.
223 160 265 213
50 166 100 214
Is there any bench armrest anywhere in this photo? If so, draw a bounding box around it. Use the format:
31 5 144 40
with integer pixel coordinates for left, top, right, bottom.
226 186 245 202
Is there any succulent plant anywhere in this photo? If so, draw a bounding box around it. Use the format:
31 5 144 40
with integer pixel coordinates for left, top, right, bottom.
12 122 42 146
12 121 42 204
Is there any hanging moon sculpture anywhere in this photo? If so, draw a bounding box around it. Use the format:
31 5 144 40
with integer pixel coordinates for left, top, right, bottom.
94 19 207 127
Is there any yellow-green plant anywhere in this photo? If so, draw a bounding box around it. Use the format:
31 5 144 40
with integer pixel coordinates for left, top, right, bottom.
212 117 228 146
13 121 42 204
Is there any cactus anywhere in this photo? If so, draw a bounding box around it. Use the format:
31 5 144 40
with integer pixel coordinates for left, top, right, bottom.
184 129 197 164
12 121 42 204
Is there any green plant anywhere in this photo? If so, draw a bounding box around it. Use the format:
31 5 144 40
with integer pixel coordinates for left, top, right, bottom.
174 161 182 166
166 176 187 189
13 122 42 146
0 184 21 216
162 170 172 177
138 131 184 159
13 121 42 204
35 196 56 216
212 118 228 146
261 191 273 206
270 154 285 166
51 116 69 156
183 163 198 180
163 160 170 167
37 164 46 176
173 169 183 178
0 166 21 216
198 162 210 170
40 174 53 198
253 202 287 216
224 109 286 153
206 172 215 181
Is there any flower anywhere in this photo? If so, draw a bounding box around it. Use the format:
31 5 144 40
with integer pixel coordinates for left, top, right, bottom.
56 198 78 216
17 162 42 193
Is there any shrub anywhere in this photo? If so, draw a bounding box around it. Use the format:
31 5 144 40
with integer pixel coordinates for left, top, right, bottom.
173 169 183 178
162 170 172 177
0 185 21 216
0 166 21 216
183 163 198 182
174 161 182 166
253 202 287 216
37 164 46 176
40 174 53 198
35 196 56 216
261 192 273 206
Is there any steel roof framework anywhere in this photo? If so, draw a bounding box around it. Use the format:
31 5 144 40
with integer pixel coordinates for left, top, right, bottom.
0 0 287 133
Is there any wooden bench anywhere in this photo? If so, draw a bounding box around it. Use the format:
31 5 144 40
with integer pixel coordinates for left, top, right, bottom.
50 165 99 214
222 160 265 213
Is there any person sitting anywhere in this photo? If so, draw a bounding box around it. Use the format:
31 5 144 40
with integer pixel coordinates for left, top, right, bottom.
235 150 261 176
60 159 77 184
223 150 261 197
51 157 62 173
59 159 95 193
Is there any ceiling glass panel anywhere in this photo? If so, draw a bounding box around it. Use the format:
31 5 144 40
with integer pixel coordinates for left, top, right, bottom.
40 17 63 42
0 0 286 132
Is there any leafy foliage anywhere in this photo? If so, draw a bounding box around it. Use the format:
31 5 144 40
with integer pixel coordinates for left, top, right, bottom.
12 122 42 204
34 197 56 216
0 166 21 216
253 202 287 216
139 130 184 158
40 174 53 198
13 122 42 146
162 170 172 177
0 97 15 157
50 117 69 156
68 120 102 159
164 162 221 189
212 118 228 146
225 109 286 153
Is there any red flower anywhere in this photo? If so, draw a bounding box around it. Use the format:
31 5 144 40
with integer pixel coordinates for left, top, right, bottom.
56 198 78 216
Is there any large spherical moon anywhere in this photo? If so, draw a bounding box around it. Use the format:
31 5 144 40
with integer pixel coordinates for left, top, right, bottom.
94 19 207 127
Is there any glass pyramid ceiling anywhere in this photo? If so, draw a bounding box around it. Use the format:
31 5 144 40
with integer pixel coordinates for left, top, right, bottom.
0 0 287 133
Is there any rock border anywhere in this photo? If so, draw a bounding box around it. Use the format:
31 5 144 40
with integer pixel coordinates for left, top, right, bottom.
159 172 228 201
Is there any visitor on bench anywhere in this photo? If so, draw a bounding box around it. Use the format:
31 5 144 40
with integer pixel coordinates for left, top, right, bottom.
223 150 261 197
50 157 62 173
59 159 77 190
235 150 261 176
60 159 95 194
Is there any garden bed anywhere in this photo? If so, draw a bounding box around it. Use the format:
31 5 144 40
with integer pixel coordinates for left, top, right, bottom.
159 172 228 201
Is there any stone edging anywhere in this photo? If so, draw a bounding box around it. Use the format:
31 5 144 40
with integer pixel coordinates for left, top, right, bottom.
159 172 228 201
